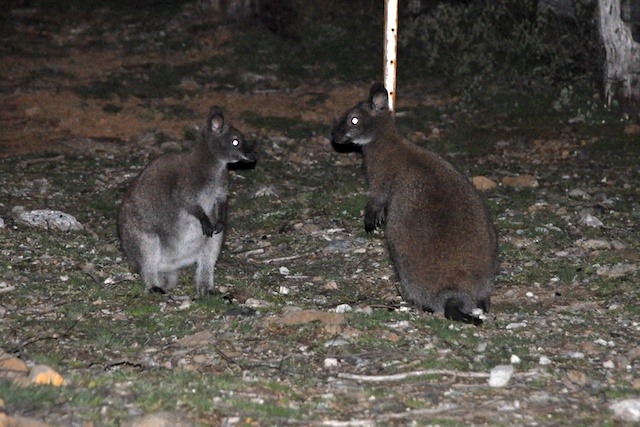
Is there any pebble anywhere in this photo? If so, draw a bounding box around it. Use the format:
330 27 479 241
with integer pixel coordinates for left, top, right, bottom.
488 364 514 387
502 175 539 188
510 355 521 364
539 356 552 365
335 304 352 313
279 266 290 275
596 264 637 279
324 357 339 368
472 176 497 191
28 365 66 386
610 399 640 422
576 238 611 250
568 189 591 199
579 213 604 228
129 411 195 427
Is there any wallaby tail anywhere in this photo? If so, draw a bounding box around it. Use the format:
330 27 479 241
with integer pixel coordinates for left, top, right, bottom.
444 297 482 326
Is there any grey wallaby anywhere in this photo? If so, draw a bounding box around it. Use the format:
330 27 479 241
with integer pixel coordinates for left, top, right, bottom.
117 106 257 296
331 83 499 324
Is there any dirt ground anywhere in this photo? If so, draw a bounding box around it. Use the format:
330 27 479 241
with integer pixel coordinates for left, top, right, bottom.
1 2 639 427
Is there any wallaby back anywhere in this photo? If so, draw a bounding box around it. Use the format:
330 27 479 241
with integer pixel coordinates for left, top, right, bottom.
331 83 498 324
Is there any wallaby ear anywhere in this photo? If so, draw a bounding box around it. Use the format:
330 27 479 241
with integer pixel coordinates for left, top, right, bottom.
369 83 389 112
208 106 225 133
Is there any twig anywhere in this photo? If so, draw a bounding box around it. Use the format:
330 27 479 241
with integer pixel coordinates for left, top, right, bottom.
261 254 308 264
210 342 246 370
337 368 542 383
19 154 65 168
17 313 87 353
337 369 489 382
103 359 145 370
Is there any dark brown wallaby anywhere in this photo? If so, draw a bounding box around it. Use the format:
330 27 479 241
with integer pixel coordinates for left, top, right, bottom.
117 107 256 297
331 83 499 324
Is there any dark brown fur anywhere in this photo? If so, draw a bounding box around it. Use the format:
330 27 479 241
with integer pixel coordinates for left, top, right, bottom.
332 83 499 324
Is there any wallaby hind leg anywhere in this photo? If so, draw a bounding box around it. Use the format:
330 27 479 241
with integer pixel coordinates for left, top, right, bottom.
137 235 164 292
159 270 180 290
196 233 223 297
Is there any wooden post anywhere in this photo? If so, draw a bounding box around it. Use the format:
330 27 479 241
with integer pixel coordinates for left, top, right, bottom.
384 0 399 113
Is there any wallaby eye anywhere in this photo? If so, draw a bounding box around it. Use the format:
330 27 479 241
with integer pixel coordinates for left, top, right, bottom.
351 117 359 125
232 139 240 147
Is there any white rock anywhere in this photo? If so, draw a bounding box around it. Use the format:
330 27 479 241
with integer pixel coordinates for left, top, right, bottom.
488 364 514 387
0 217 4 228
579 213 603 228
568 189 590 199
323 357 339 368
278 286 290 295
278 266 290 275
539 356 552 365
335 304 352 313
506 322 527 330
610 399 640 422
566 351 585 359
603 360 615 369
177 301 192 310
13 207 83 231
510 355 521 364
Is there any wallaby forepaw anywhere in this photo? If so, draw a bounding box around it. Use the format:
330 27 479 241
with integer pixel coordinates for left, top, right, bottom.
201 223 215 237
149 286 166 294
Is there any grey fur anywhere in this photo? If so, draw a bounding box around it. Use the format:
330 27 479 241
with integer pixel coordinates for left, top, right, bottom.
331 83 499 323
117 107 256 296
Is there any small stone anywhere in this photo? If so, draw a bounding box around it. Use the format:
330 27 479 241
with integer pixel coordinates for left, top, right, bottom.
29 365 66 386
278 286 290 295
510 355 521 364
244 298 272 308
506 322 527 329
472 176 497 191
568 189 591 199
576 238 610 250
603 360 615 369
488 364 514 387
502 175 538 188
610 399 640 422
596 264 637 279
129 411 196 427
279 266 290 275
539 356 551 365
579 213 604 228
566 370 588 386
323 358 339 368
177 300 192 310
335 304 352 313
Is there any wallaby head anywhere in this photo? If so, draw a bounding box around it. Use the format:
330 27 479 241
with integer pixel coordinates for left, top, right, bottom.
332 83 394 147
204 106 257 164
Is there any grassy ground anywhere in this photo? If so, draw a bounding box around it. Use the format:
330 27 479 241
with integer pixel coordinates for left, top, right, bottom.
1 1 639 426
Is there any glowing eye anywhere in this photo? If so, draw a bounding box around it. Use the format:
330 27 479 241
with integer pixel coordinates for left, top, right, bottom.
351 117 359 125
232 139 239 146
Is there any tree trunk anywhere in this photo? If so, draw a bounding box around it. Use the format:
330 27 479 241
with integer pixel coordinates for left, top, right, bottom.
598 0 640 108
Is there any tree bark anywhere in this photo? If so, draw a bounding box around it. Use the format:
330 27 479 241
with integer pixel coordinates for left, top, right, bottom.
598 0 640 108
